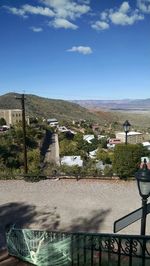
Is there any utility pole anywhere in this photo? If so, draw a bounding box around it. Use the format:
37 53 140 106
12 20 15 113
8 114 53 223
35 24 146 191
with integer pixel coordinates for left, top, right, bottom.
16 94 28 174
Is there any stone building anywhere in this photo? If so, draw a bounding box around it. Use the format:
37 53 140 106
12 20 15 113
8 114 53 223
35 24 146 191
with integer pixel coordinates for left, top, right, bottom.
0 109 22 126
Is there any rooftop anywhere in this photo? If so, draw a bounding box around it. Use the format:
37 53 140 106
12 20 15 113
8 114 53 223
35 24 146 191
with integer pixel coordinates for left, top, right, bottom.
117 131 142 136
0 109 22 111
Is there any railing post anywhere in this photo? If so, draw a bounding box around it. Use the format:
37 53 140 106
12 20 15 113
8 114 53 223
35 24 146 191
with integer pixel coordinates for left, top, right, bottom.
83 235 86 265
142 237 146 266
71 234 74 266
98 237 102 266
91 236 94 266
141 198 147 236
117 238 121 266
129 238 133 266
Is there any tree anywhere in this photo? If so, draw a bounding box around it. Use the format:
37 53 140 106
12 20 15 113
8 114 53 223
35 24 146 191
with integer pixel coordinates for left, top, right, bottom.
112 144 145 178
0 118 6 126
103 165 113 177
98 137 107 149
89 137 99 151
59 139 77 156
96 149 112 164
29 117 38 125
81 159 101 177
0 124 44 177
59 164 81 176
107 132 116 139
27 149 40 173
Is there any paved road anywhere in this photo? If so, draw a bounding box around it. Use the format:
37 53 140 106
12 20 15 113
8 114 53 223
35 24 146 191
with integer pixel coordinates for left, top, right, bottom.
0 179 150 248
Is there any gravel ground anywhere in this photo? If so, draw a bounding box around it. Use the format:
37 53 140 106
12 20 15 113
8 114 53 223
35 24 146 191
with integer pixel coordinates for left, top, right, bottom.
0 179 150 247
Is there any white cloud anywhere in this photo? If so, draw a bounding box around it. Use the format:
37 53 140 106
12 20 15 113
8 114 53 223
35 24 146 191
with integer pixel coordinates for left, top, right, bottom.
4 6 27 18
51 18 78 29
119 2 130 13
109 2 144 26
109 9 144 25
30 27 43 32
91 21 109 30
78 0 90 4
137 0 150 13
67 46 92 55
4 4 55 18
101 11 108 21
92 1 144 30
4 0 90 30
41 0 90 20
23 4 55 17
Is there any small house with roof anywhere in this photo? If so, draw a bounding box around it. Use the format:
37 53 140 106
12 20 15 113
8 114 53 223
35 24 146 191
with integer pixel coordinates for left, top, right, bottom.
47 118 58 127
83 135 95 144
61 156 83 167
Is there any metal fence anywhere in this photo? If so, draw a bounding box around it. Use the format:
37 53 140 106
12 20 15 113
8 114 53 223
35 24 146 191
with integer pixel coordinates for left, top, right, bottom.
6 227 150 266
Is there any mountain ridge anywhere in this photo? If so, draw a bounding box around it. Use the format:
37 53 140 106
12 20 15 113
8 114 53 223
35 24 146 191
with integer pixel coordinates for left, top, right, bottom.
0 92 114 123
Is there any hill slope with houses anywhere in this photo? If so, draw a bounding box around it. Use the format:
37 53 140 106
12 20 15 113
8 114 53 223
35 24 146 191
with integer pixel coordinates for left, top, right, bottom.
0 93 116 124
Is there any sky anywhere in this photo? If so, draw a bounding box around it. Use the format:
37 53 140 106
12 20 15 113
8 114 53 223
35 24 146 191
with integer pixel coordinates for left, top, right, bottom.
0 0 150 100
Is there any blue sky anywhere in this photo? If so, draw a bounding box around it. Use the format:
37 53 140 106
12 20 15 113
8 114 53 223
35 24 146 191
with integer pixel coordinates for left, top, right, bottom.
0 0 150 100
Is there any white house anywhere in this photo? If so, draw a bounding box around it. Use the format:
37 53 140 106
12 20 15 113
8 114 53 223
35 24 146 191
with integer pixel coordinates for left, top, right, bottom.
58 126 68 132
98 135 106 140
142 142 150 151
61 156 83 167
83 135 95 144
107 143 115 149
47 118 58 127
89 149 98 159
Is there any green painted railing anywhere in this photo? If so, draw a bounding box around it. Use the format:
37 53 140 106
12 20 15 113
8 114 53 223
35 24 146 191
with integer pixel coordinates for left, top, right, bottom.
6 226 150 266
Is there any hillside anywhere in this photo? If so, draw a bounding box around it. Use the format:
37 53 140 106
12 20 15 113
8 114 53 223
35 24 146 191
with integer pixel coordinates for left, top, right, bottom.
88 108 149 130
72 99 150 129
0 93 115 123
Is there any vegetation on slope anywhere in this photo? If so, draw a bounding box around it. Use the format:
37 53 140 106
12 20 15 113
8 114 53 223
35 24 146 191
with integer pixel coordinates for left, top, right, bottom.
0 93 114 123
0 124 45 178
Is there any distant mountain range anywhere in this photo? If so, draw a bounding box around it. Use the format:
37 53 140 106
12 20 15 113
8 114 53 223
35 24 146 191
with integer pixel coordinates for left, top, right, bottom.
72 99 150 110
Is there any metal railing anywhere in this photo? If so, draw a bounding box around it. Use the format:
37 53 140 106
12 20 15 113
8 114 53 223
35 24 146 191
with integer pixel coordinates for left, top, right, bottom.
6 227 150 266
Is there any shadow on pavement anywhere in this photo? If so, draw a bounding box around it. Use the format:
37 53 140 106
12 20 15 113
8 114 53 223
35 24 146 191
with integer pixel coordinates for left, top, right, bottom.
0 202 60 249
68 209 111 233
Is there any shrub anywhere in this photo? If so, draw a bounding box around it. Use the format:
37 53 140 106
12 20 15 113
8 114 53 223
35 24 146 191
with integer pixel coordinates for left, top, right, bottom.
103 165 113 177
112 144 143 178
